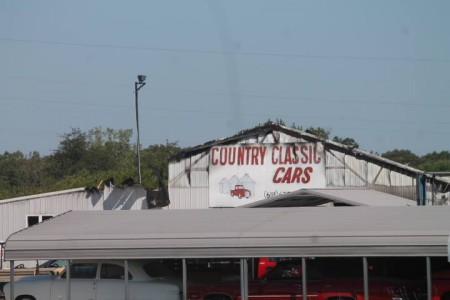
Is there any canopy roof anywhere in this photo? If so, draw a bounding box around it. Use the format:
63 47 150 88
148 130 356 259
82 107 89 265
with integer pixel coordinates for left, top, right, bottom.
242 189 417 207
5 206 450 261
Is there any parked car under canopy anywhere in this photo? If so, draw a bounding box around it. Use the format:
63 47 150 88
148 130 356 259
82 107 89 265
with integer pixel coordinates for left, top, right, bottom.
3 206 450 300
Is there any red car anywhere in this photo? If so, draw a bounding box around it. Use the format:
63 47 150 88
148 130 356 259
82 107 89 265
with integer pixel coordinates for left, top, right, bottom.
230 185 251 199
431 269 450 300
187 258 420 300
257 257 278 278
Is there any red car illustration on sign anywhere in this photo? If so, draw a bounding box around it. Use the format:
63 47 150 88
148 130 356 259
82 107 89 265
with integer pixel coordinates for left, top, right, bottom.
230 185 251 199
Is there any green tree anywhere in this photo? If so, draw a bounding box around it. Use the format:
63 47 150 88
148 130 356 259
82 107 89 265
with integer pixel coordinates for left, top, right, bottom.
45 127 136 190
140 141 181 189
0 151 26 198
0 151 48 199
84 127 134 173
332 136 359 148
2 125 448 201
48 128 88 178
305 127 330 139
381 149 420 166
415 151 450 171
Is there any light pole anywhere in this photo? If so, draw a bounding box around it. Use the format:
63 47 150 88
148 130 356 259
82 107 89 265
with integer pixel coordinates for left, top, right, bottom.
135 75 146 184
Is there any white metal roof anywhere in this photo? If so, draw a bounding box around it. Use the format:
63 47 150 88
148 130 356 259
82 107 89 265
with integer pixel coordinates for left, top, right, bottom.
5 206 449 260
242 189 417 207
0 188 86 205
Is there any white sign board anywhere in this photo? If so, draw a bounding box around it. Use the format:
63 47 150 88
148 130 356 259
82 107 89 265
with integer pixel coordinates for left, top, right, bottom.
209 143 326 207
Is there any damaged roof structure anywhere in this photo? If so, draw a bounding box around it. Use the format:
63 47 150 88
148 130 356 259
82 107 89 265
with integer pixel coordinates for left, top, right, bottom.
242 188 418 207
168 122 450 209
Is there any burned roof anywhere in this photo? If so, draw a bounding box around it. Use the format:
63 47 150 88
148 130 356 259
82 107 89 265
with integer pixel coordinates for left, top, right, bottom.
170 122 450 189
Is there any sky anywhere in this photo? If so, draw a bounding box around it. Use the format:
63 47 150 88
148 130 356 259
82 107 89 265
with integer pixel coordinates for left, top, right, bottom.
1 0 449 157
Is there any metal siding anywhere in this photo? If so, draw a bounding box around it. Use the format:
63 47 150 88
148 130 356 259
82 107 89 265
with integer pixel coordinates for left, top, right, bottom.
167 187 208 210
168 132 446 207
190 153 209 209
344 155 368 186
367 163 383 185
168 158 192 209
169 158 191 188
168 153 210 209
190 188 209 209
190 153 209 188
366 163 416 200
325 150 345 186
371 165 391 186
0 186 147 268
168 188 191 209
390 171 414 187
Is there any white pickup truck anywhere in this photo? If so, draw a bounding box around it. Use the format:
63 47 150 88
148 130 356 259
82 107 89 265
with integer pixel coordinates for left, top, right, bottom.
4 260 181 300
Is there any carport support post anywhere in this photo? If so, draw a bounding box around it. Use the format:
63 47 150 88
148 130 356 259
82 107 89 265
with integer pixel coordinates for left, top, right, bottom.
182 259 187 300
363 257 369 300
302 258 307 300
9 261 15 300
125 260 129 300
426 257 432 300
240 258 248 300
66 260 71 300
416 174 426 205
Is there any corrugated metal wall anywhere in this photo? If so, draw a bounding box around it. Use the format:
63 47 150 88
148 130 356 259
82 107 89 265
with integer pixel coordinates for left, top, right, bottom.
168 131 435 209
168 153 209 209
0 185 147 268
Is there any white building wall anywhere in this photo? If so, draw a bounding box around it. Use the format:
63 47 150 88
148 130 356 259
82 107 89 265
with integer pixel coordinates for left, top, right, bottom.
0 185 147 268
168 153 209 209
325 150 345 186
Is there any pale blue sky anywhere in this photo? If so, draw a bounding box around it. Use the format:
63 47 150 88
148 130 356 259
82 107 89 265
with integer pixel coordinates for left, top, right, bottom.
1 0 449 156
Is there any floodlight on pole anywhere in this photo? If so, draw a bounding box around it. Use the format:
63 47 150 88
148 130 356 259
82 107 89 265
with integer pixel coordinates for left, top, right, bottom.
138 75 146 83
135 75 146 184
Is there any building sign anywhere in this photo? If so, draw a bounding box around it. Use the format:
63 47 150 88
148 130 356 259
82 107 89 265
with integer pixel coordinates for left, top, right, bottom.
209 143 326 207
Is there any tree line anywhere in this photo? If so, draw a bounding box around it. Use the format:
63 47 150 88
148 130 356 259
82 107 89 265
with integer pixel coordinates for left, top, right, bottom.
0 127 180 200
0 126 448 200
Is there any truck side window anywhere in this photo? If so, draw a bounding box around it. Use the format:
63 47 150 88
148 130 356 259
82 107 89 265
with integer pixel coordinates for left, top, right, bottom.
101 263 133 280
62 263 97 279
